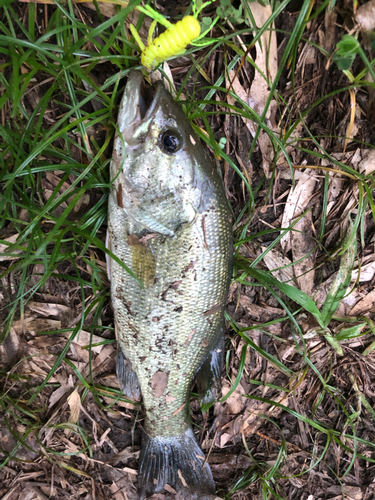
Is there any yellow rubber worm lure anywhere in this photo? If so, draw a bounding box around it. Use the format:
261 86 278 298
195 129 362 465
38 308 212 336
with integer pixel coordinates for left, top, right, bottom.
138 16 201 70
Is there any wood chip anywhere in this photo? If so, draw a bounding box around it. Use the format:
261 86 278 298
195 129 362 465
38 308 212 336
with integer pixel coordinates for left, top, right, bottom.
177 469 188 487
164 484 177 494
172 404 185 417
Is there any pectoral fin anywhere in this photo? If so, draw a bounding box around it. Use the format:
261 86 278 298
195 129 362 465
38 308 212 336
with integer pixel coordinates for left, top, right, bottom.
132 209 175 236
195 334 224 404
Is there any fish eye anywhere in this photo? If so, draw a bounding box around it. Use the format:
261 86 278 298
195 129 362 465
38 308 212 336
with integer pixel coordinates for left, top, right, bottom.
159 129 182 154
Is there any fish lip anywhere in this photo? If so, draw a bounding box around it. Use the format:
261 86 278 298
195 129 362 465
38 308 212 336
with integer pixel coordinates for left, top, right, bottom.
124 70 166 127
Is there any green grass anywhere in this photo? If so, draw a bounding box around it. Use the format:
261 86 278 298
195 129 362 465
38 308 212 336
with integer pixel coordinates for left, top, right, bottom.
1 0 375 497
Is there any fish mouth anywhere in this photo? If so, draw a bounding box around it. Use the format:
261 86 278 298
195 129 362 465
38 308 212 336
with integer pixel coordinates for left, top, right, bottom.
120 70 166 129
139 77 159 120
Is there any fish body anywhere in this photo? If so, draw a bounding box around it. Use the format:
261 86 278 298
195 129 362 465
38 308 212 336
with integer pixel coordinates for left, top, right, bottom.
107 71 233 497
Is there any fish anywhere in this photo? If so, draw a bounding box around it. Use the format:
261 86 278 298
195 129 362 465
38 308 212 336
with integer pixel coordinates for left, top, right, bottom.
106 70 233 498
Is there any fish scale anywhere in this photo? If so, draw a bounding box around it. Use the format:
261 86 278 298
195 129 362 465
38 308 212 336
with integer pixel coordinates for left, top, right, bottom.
108 195 230 434
107 70 233 497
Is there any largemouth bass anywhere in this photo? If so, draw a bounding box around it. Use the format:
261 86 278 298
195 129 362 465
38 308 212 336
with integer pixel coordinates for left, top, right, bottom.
107 70 233 497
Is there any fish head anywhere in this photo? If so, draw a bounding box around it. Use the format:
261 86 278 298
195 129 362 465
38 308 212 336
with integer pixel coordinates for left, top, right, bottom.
111 71 216 236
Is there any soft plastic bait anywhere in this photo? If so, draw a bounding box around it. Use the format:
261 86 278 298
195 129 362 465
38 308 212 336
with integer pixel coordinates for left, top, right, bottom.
141 16 201 69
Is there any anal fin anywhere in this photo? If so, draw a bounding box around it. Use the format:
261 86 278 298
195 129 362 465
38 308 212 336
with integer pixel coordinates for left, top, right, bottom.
116 347 141 402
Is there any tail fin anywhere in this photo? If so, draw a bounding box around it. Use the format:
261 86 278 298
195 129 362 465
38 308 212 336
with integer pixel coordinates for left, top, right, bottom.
138 427 215 497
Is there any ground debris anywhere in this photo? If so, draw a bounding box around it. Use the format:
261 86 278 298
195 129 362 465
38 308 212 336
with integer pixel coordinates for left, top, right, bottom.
2 0 375 499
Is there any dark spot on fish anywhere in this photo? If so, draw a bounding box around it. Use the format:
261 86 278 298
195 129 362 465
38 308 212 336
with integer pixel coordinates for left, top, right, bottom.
115 288 135 315
169 339 178 357
139 356 146 362
174 306 183 313
127 322 139 338
184 329 195 345
201 215 209 251
151 371 169 398
139 233 159 245
116 183 123 208
127 234 140 246
199 338 209 347
152 316 160 322
204 303 222 317
161 280 183 301
183 261 194 273
171 280 183 289
112 147 123 169
124 300 135 316
176 364 180 370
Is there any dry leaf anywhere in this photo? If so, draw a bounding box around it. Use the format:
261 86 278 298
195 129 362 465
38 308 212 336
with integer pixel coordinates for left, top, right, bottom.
49 375 74 408
239 295 285 322
326 485 362 500
27 301 71 320
0 327 20 370
225 3 278 178
62 329 107 354
357 149 375 175
151 62 176 97
214 392 287 448
280 169 318 252
221 380 247 415
261 247 295 283
83 1 118 17
66 389 82 432
349 289 375 316
313 274 359 315
91 344 115 372
352 261 375 282
291 211 316 295
11 316 61 334
110 446 140 466
0 233 23 261
246 2 278 177
356 0 375 31
326 170 345 216
246 2 278 115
